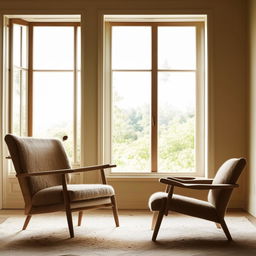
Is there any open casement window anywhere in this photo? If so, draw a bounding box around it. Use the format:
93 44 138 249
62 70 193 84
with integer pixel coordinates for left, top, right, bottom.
9 19 81 166
105 21 206 175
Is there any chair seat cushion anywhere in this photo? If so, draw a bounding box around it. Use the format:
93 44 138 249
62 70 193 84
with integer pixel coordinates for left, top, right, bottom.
149 192 219 222
32 184 115 206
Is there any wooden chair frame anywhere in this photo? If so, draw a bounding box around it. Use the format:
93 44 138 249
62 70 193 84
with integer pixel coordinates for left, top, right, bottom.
151 177 239 242
16 164 119 238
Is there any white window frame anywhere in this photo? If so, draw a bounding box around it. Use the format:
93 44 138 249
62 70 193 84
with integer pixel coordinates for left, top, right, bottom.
101 15 207 178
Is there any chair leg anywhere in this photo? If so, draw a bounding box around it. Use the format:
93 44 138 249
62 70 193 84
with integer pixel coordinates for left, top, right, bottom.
111 196 119 227
220 219 232 241
65 209 74 238
151 211 158 230
152 210 164 242
22 215 32 230
78 211 83 226
62 174 74 238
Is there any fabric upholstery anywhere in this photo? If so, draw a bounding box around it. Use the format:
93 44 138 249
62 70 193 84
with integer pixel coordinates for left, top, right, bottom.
207 158 246 218
32 184 115 206
149 192 218 222
30 197 113 214
4 134 119 237
148 158 246 223
5 134 71 195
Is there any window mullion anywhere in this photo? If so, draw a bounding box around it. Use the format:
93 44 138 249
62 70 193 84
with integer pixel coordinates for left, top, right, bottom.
151 25 158 172
28 24 33 136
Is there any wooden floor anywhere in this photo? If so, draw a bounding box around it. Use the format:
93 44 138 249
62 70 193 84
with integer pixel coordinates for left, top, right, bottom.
1 209 256 256
1 208 256 226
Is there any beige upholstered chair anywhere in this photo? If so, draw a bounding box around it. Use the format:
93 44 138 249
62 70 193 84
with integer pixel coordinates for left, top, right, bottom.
5 134 119 238
149 158 246 241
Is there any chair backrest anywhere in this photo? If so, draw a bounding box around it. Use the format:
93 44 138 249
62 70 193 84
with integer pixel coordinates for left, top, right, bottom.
207 158 246 218
5 134 71 197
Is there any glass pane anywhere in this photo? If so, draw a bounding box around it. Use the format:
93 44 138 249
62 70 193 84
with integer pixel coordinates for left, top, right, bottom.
112 26 151 70
76 27 81 163
12 69 21 135
33 27 74 69
158 72 196 172
13 24 21 67
112 72 151 172
21 25 28 68
33 72 74 159
76 71 81 163
21 70 28 136
158 26 196 70
77 26 81 70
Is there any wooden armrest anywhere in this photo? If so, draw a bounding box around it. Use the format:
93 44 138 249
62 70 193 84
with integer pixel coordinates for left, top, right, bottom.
160 178 187 188
160 178 238 190
17 164 116 178
167 176 213 184
181 183 239 190
170 176 197 180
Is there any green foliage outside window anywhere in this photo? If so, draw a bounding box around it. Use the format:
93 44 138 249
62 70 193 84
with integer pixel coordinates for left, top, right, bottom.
112 93 195 172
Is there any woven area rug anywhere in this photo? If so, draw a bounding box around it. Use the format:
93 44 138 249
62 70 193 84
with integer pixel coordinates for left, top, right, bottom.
0 211 256 256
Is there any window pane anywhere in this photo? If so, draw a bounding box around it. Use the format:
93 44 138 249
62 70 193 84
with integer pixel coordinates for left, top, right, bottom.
21 25 28 68
13 24 21 67
12 22 28 136
76 71 81 164
33 72 74 159
158 26 196 70
77 26 81 70
112 72 151 172
158 72 196 172
33 27 74 69
12 69 21 135
21 70 28 136
112 26 151 70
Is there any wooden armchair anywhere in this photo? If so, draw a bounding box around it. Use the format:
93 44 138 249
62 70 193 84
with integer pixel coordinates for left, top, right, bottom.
148 158 246 241
5 134 119 238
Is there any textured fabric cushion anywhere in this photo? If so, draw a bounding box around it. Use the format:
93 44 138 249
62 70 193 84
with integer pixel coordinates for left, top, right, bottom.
208 158 246 218
32 184 115 206
5 134 71 195
149 192 218 222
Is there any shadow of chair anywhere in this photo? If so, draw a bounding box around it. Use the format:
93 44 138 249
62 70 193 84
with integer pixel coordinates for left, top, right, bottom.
5 134 119 238
148 158 246 241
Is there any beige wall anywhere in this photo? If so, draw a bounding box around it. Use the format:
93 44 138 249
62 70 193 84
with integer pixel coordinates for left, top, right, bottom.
247 0 256 217
0 0 248 209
